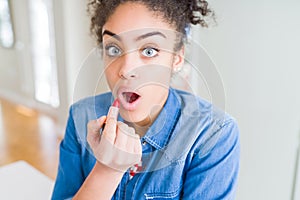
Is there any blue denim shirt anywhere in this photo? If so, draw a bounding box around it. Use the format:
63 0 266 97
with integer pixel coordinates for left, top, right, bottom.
52 88 240 200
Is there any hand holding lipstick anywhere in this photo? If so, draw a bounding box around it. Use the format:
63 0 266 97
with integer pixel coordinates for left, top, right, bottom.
87 99 142 172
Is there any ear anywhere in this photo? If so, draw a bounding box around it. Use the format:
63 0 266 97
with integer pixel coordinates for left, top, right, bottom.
172 46 185 72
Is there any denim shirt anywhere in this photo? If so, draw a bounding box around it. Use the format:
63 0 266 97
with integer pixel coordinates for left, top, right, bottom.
52 88 240 200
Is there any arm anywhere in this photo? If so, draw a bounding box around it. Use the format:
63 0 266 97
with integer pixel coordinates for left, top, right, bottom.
182 119 240 200
73 161 123 200
51 107 85 199
72 116 123 200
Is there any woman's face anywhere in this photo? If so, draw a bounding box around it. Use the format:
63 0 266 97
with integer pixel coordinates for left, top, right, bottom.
102 2 184 126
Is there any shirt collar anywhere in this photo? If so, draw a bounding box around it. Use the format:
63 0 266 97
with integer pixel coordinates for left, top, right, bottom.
142 88 181 150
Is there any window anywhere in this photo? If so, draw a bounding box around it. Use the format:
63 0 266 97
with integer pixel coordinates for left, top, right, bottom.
29 0 60 108
0 0 14 48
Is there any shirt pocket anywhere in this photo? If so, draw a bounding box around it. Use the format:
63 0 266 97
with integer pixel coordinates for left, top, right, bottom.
144 191 181 200
137 158 185 200
140 168 183 199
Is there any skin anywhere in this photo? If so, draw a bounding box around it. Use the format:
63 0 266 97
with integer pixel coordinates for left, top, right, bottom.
102 2 184 134
74 2 184 199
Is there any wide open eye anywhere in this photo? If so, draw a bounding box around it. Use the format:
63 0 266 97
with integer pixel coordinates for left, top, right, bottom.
105 45 122 57
141 47 159 58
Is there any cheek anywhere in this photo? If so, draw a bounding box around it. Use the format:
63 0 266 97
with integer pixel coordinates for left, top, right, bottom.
104 66 118 89
157 53 175 69
141 84 169 104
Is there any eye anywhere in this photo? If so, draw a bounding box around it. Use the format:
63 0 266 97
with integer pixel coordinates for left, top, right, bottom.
105 45 122 57
141 47 159 58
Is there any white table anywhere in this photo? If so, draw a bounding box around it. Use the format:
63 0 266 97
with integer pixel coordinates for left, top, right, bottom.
0 161 54 200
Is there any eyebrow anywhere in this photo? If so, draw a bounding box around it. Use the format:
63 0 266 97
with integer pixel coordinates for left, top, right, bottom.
135 31 167 41
102 30 121 41
102 30 166 42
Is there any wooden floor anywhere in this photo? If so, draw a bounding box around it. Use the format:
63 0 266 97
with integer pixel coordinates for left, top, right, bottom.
0 98 61 180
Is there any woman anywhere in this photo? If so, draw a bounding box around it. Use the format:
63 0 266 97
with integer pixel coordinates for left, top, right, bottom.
52 0 240 199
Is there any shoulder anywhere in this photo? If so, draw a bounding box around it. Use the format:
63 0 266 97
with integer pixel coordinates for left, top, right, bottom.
173 88 236 126
171 88 239 155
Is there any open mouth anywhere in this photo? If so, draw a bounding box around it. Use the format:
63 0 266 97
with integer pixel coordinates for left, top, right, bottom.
122 92 141 104
117 88 142 111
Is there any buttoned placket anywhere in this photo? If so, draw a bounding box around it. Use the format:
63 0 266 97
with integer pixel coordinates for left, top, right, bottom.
115 139 149 199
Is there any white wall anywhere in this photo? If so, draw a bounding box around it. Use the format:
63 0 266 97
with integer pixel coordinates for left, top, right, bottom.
53 0 106 128
193 0 300 199
59 0 96 104
52 0 97 130
0 48 18 92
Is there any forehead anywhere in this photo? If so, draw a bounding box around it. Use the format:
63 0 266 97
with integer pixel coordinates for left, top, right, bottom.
102 2 175 37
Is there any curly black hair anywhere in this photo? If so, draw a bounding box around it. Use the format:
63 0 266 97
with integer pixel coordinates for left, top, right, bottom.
87 0 215 48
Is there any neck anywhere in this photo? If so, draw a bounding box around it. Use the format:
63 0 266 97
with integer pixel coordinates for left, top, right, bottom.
127 122 150 138
126 104 162 137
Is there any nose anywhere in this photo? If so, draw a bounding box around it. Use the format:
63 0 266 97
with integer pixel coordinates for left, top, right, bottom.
118 51 138 80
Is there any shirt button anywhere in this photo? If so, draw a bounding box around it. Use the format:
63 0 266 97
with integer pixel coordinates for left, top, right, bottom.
142 141 147 145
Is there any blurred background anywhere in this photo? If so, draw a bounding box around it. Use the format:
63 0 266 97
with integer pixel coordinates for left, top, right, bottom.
0 0 299 199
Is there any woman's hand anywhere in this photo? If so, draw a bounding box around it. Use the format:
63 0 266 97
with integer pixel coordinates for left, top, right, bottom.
87 107 142 172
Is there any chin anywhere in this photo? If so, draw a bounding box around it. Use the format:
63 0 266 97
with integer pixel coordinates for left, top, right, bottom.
120 109 150 126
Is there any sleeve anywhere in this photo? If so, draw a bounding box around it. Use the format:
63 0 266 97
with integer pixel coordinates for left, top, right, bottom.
182 119 240 200
51 106 85 200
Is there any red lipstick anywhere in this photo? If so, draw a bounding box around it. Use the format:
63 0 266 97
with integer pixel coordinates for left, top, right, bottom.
112 98 120 108
101 98 120 132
